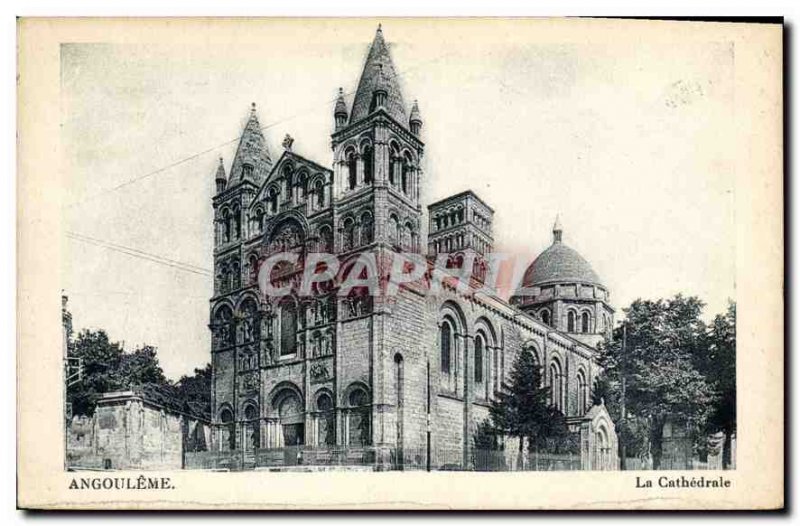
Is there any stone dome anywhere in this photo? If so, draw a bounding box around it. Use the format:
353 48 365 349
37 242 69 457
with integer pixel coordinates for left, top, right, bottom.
520 217 603 288
522 242 602 287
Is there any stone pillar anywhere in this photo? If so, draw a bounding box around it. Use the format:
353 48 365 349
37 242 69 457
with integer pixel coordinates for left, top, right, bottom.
564 355 570 416
355 154 364 187
462 332 473 470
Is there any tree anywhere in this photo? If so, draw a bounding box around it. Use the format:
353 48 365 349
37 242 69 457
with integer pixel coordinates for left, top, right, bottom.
67 330 168 416
67 329 125 416
488 350 574 454
174 363 212 419
118 345 168 387
696 302 736 468
596 295 718 469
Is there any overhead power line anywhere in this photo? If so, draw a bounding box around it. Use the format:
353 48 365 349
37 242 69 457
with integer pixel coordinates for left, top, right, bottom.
65 49 451 209
66 231 212 277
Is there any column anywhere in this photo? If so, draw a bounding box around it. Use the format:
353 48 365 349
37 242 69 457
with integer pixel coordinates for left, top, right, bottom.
356 154 364 186
462 332 473 469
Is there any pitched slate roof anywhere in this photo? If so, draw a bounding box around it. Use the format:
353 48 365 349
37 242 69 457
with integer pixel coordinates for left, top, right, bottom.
228 103 273 187
349 26 407 125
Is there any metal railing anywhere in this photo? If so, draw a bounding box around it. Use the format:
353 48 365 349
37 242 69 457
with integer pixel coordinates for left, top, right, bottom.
185 445 585 472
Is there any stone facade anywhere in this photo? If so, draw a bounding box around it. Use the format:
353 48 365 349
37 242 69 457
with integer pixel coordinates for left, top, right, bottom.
208 27 617 469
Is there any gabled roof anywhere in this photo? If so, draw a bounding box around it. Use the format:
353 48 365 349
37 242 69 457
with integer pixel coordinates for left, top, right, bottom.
349 26 407 125
249 149 332 209
228 103 273 187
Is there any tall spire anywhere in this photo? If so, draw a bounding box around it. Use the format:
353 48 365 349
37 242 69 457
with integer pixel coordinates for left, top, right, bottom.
349 25 407 125
552 215 563 244
228 102 272 186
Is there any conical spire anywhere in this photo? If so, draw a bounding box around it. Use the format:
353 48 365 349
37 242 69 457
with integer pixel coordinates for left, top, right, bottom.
409 99 422 135
409 99 422 123
215 156 226 181
349 25 407 125
214 156 227 193
552 215 563 244
334 87 348 118
334 87 349 131
228 102 272 186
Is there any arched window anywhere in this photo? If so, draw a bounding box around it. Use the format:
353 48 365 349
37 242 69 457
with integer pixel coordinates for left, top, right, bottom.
577 369 589 415
268 187 279 214
388 214 399 246
342 218 355 251
401 222 413 251
316 392 335 446
255 208 266 233
219 408 235 451
279 299 297 356
297 171 308 201
318 225 332 252
440 320 452 374
283 165 294 202
347 387 371 446
402 153 413 195
362 146 373 185
550 360 563 412
474 333 485 383
359 212 373 246
567 311 577 332
314 179 324 208
540 309 551 327
581 312 591 333
233 207 241 239
347 151 357 190
388 142 400 187
222 209 231 242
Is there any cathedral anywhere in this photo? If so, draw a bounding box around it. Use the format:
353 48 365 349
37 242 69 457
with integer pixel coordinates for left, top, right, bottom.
208 26 618 470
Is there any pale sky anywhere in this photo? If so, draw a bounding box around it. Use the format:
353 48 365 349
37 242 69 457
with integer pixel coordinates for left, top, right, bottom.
61 19 736 380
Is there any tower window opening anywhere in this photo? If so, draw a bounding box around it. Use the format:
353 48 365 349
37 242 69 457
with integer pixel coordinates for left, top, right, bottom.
440 320 452 374
363 147 373 185
347 152 357 190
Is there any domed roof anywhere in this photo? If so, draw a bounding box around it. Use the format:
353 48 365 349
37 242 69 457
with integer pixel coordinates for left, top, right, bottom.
520 218 603 288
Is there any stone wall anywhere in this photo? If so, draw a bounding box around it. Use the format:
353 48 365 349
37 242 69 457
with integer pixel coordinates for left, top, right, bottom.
67 391 211 470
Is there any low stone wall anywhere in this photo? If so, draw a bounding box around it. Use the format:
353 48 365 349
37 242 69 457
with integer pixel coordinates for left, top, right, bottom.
67 391 211 470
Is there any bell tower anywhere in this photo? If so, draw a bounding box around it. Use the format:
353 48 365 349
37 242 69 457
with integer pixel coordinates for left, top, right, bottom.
330 26 425 253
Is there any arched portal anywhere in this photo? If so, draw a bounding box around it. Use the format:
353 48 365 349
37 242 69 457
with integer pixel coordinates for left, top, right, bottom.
274 389 305 447
346 385 372 447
